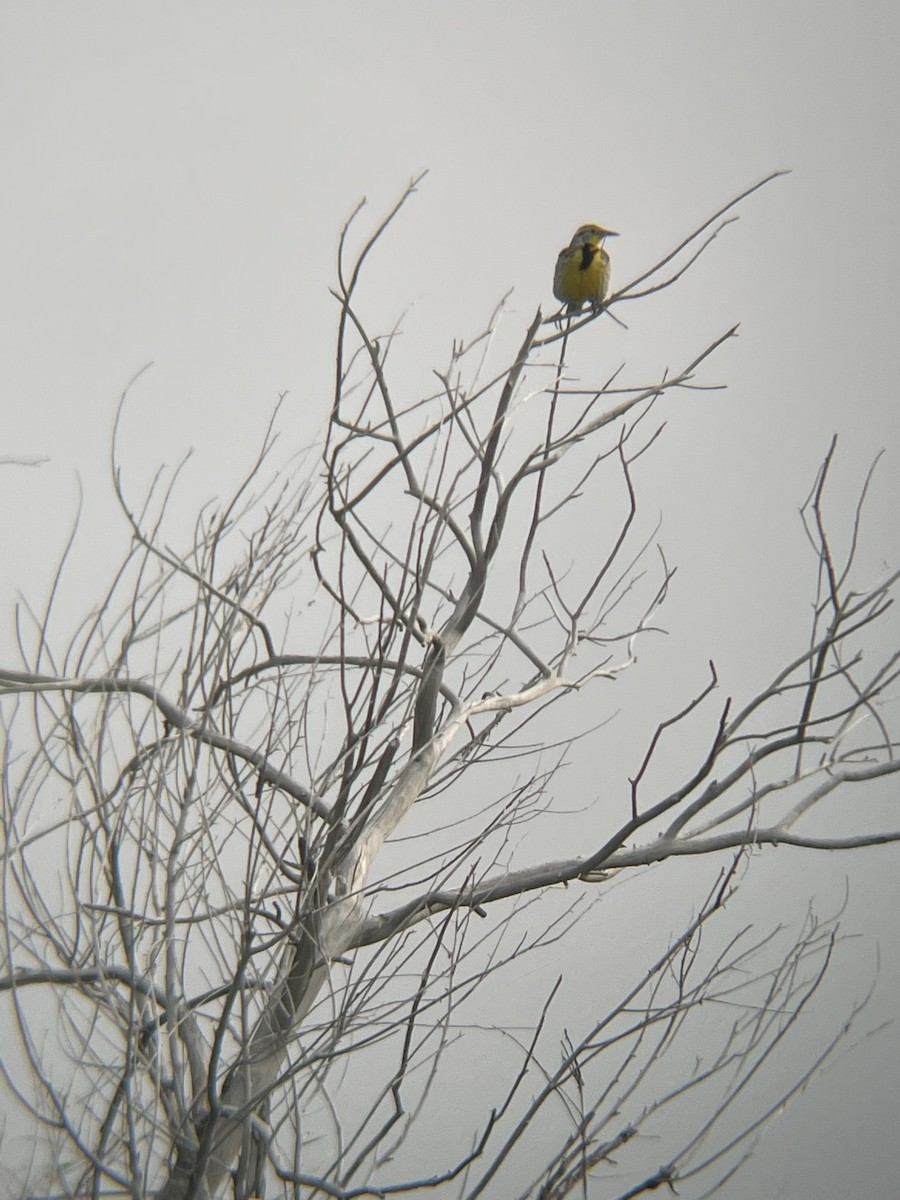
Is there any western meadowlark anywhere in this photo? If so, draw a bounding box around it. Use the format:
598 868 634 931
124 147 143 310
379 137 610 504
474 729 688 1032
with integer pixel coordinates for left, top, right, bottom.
553 223 618 312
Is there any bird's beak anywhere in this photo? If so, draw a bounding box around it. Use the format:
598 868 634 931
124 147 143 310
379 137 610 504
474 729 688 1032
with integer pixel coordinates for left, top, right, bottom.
602 229 619 238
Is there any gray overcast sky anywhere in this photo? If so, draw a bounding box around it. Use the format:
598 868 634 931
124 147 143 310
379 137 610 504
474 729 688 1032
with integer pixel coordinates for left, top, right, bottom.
2 3 899 1197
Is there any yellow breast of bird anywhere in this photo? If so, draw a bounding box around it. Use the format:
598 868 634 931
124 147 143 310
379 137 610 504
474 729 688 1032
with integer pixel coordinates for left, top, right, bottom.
554 244 611 308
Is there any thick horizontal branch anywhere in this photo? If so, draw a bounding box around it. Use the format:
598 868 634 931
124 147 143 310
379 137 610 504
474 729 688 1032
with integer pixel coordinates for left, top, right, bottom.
0 965 163 1004
352 811 900 947
0 669 330 821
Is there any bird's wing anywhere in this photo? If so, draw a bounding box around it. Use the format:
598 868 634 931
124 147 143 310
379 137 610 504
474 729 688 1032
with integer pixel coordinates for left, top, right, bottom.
552 247 571 303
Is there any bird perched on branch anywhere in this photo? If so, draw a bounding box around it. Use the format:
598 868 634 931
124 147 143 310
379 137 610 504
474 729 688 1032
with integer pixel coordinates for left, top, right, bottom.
553 223 618 312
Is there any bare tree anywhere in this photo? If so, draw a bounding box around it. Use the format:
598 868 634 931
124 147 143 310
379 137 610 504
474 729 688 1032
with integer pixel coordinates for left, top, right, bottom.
1 173 898 1200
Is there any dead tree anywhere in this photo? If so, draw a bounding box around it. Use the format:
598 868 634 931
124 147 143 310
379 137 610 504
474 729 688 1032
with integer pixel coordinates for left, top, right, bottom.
1 173 898 1200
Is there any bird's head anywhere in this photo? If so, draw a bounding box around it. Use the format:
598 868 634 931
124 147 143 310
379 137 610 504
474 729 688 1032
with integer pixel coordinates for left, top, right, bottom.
570 223 618 248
